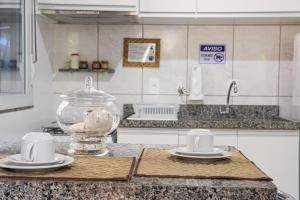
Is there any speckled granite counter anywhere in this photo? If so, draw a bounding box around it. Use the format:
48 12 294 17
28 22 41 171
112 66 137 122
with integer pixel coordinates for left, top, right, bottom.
120 118 297 130
120 104 298 130
0 143 277 200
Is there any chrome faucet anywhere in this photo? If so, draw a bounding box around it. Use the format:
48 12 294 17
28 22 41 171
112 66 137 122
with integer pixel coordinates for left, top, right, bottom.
177 86 190 96
220 80 238 115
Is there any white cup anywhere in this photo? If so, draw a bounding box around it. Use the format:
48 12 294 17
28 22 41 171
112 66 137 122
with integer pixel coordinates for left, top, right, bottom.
21 132 55 162
186 129 214 152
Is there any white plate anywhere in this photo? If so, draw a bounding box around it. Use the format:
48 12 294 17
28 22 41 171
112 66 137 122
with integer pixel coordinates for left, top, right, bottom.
0 155 74 170
175 147 224 156
168 149 232 160
6 154 65 165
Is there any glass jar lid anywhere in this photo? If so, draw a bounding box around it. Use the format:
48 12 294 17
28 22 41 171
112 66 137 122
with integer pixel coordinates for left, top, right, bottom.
60 76 115 102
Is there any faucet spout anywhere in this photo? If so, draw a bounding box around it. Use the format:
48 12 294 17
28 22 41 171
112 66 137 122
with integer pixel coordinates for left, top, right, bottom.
220 80 237 115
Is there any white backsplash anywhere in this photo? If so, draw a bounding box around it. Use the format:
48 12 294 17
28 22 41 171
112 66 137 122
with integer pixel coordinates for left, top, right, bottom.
42 22 300 120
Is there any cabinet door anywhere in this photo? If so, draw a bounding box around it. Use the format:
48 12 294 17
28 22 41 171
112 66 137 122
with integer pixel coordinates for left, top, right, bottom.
197 0 300 13
178 129 238 147
38 0 136 7
140 0 196 13
238 130 299 199
38 0 137 11
118 128 178 144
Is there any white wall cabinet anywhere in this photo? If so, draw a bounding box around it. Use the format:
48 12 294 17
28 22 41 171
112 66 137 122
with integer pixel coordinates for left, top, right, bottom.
118 128 237 146
138 0 300 25
118 128 178 144
197 0 300 13
178 129 238 147
38 0 137 12
139 0 196 13
238 130 299 199
139 0 300 14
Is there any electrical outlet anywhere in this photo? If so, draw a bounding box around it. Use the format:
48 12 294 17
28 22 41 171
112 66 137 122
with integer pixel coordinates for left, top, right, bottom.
227 79 239 96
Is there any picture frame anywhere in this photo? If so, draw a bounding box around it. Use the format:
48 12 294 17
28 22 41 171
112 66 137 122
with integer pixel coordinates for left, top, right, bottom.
123 38 160 67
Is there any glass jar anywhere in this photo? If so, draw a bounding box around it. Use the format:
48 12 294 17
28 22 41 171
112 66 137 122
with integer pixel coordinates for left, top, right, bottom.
79 61 88 69
92 61 101 69
64 58 71 69
56 76 120 156
100 61 109 69
70 53 80 69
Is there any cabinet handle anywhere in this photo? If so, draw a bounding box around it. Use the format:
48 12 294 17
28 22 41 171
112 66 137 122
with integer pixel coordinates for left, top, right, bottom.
31 0 37 63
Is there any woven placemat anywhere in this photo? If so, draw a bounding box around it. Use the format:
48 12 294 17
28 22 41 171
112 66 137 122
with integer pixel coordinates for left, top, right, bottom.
135 148 272 181
0 154 135 181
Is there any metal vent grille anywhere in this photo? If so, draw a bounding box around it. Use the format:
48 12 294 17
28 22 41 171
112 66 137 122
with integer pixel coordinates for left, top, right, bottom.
127 104 179 121
143 107 176 115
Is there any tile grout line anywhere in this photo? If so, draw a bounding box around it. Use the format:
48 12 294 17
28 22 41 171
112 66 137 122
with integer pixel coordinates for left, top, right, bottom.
97 24 300 27
277 25 282 106
231 25 235 80
141 94 280 97
52 91 287 98
231 25 235 104
97 24 100 62
96 24 100 89
186 24 190 104
141 24 145 103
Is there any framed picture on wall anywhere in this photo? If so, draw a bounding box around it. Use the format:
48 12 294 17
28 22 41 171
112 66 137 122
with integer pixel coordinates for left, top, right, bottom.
123 38 160 67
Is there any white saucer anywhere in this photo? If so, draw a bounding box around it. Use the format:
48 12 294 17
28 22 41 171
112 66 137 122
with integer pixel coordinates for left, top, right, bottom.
168 149 231 160
6 154 65 165
0 155 74 170
175 147 224 156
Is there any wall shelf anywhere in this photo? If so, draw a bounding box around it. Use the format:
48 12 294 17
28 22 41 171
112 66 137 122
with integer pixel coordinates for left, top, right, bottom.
58 68 115 73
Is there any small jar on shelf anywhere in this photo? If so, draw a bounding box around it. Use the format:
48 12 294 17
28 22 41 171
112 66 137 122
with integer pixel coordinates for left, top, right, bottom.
70 53 80 69
100 61 109 69
64 58 71 69
92 61 101 69
79 61 89 69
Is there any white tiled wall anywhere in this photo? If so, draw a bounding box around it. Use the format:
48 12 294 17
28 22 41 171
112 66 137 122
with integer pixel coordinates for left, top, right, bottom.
98 25 143 94
143 25 188 95
233 26 280 97
279 26 300 97
47 23 300 120
52 24 98 93
188 26 233 97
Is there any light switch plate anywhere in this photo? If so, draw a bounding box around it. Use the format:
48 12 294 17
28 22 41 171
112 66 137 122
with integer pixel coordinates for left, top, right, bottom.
149 78 160 94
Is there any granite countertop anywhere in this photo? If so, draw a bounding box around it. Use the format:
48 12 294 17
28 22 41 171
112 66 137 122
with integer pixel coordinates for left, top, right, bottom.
0 142 278 200
120 104 298 130
120 118 297 130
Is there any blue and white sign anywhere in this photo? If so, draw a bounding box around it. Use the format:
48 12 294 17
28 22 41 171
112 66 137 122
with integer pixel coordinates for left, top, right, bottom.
199 44 226 64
